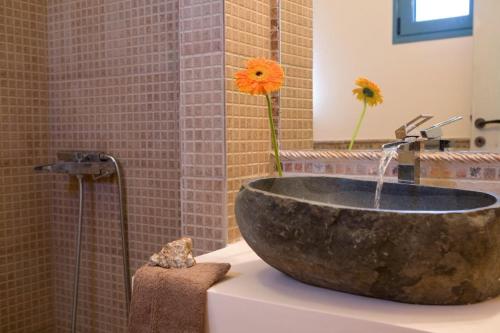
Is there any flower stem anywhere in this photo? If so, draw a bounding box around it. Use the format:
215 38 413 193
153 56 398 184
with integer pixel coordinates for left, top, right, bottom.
348 98 368 151
265 94 283 176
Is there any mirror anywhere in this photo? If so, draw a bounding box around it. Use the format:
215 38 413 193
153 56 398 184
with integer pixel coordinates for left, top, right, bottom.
284 0 499 151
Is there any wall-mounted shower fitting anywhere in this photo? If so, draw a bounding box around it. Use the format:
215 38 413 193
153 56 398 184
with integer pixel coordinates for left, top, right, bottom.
35 151 131 333
34 151 115 178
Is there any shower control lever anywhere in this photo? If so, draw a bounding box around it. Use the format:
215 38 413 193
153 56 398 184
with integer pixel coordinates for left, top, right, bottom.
34 151 115 177
395 114 434 140
420 116 463 139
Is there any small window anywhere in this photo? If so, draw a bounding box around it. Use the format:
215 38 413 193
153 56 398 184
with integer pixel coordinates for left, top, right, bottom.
393 0 473 44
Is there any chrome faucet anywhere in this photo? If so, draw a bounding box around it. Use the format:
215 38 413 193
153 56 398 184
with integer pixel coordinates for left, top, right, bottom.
382 115 462 184
34 151 132 329
34 151 115 179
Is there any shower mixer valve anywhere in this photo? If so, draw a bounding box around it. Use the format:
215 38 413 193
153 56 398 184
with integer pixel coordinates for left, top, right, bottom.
34 151 116 179
34 151 131 333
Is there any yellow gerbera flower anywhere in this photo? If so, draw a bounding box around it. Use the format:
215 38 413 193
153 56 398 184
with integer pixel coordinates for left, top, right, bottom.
352 77 383 107
234 58 284 95
348 77 383 150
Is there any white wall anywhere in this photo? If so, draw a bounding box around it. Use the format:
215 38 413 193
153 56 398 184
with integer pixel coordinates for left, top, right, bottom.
313 0 473 141
471 0 500 151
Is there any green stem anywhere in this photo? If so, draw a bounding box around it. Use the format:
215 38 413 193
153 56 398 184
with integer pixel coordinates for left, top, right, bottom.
265 94 283 176
348 98 368 151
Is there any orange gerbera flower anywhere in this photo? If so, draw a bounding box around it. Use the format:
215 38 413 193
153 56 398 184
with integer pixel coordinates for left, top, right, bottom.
234 58 284 95
352 77 383 106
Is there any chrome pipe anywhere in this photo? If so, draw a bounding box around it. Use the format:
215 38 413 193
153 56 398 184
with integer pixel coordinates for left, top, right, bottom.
34 151 131 323
71 175 84 333
102 154 131 316
381 141 406 150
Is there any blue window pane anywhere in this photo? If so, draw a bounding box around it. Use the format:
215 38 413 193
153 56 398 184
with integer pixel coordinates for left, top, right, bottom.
393 0 473 44
416 0 470 22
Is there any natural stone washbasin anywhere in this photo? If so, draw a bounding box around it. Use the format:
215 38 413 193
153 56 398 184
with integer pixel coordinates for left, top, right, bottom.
235 176 500 305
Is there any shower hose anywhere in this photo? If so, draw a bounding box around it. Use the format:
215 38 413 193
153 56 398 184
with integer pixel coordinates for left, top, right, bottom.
70 155 131 333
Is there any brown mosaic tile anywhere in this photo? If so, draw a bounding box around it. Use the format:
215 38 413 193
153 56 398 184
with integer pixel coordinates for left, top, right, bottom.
456 167 468 178
48 0 181 330
0 0 54 332
293 161 304 172
429 162 454 178
2 1 315 330
283 161 294 172
484 168 496 180
179 0 227 254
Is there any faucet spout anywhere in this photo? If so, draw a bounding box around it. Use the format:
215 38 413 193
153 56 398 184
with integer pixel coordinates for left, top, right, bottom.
381 140 406 150
384 114 462 185
380 139 422 184
396 141 422 184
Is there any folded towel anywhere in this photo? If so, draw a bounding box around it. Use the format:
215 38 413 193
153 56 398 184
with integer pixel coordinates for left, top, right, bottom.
129 263 231 333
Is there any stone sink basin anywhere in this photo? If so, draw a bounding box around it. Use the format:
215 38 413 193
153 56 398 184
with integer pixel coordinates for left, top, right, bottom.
235 176 500 305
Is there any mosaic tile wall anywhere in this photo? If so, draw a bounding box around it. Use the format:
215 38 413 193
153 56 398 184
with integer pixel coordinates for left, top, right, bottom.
269 0 281 140
0 1 54 332
225 0 274 242
47 0 181 331
1 1 316 330
179 0 227 254
279 0 313 150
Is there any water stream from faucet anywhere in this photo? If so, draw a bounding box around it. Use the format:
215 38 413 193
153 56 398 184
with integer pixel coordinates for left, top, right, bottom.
374 147 398 209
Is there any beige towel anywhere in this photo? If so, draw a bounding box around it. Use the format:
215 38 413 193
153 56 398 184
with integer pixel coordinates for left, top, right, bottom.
129 263 231 333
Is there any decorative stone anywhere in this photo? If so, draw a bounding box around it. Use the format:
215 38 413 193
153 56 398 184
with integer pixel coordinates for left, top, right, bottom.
235 176 500 305
149 237 196 269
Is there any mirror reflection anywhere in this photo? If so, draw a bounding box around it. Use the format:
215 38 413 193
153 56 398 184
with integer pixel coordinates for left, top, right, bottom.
307 0 499 151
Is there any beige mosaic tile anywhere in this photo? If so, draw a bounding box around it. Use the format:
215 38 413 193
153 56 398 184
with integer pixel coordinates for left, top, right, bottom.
224 0 314 242
225 0 274 242
279 0 313 150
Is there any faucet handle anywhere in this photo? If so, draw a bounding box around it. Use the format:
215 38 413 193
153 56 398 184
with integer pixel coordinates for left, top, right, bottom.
395 114 434 139
420 116 463 139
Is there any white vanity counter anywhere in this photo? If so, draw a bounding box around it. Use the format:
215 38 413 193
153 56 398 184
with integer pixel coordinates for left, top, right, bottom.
197 241 500 333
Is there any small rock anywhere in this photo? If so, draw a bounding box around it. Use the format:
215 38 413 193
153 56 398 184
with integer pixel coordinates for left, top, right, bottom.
149 237 196 268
